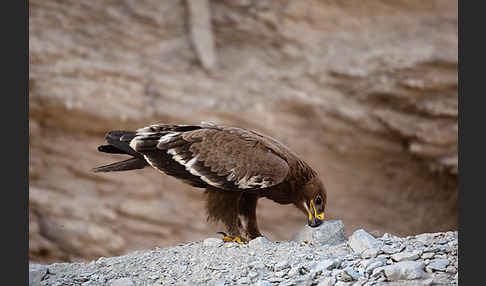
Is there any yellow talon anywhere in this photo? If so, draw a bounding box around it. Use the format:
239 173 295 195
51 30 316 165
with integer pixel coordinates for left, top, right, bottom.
217 232 247 244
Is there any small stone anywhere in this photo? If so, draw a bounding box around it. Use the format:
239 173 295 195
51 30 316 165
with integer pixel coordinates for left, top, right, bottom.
249 236 271 248
286 267 298 278
382 261 428 281
274 270 288 277
335 281 353 286
203 238 223 247
110 278 135 286
292 220 347 246
426 259 450 272
274 260 290 271
355 279 369 286
365 260 385 274
391 250 421 262
341 267 361 281
317 276 336 286
348 229 379 254
361 247 380 258
237 277 251 284
382 245 405 255
415 233 434 244
313 259 340 273
29 264 48 286
382 233 393 240
267 277 284 283
213 279 227 286
299 265 311 275
445 266 456 273
248 271 259 279
225 242 238 248
421 252 435 259
424 246 440 253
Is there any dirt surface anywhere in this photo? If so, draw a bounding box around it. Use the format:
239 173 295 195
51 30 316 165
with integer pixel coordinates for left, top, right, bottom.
29 0 457 264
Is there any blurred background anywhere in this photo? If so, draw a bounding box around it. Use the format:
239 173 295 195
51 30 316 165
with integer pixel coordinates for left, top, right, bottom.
29 0 457 264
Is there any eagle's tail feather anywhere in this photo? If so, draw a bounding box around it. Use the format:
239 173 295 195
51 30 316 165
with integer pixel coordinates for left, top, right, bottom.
92 157 148 173
103 131 142 158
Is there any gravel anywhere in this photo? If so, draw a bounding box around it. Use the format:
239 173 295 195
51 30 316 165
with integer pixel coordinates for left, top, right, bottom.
30 221 458 286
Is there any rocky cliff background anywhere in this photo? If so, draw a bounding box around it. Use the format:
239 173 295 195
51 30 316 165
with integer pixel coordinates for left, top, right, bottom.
29 0 458 264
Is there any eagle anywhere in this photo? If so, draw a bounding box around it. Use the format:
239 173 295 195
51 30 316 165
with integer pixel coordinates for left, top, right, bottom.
93 122 327 243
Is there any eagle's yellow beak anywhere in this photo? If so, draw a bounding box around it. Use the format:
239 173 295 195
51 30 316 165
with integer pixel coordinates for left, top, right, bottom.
307 199 324 227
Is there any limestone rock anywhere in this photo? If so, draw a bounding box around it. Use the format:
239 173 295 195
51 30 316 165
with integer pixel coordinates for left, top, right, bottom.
249 236 271 248
391 250 421 262
382 261 429 281
292 220 347 246
348 229 380 254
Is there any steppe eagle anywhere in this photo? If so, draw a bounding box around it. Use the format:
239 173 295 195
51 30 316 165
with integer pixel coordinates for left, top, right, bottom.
93 122 327 243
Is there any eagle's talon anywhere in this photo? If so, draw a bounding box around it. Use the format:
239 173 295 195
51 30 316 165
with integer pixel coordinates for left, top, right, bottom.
217 232 247 244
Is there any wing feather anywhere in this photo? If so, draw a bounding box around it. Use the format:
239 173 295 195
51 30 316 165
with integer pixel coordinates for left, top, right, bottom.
129 124 290 191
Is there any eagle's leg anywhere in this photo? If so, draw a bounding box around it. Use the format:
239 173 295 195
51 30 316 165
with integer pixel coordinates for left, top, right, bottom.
205 188 247 244
238 194 262 240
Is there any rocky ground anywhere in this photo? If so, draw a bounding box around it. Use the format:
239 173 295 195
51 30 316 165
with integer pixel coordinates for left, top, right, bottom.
29 221 458 286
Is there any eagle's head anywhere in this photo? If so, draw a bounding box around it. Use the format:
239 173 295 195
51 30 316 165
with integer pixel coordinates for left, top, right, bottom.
296 176 327 227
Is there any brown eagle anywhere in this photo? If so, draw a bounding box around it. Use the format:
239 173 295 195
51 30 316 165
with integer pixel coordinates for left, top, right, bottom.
93 122 327 243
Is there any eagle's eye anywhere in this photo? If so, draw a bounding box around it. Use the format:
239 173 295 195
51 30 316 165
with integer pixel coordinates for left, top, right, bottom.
315 195 322 205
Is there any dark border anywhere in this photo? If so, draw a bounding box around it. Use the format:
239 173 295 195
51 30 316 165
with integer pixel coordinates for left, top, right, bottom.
24 0 29 285
457 0 463 284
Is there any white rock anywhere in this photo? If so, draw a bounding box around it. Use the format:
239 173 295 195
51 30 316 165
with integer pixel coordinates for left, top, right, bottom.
382 261 429 281
382 244 405 254
249 236 270 248
421 252 435 259
313 259 340 273
348 229 379 254
225 242 238 248
237 277 251 284
275 270 288 277
391 250 421 262
426 259 450 272
335 281 353 286
267 277 285 283
254 280 272 286
203 237 223 247
274 260 290 271
293 220 347 246
415 233 434 244
366 260 385 274
110 278 135 286
361 247 380 258
341 267 361 281
287 267 301 278
317 276 336 286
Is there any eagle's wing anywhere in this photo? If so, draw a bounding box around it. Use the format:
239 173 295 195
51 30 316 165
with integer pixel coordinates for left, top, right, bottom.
129 124 289 191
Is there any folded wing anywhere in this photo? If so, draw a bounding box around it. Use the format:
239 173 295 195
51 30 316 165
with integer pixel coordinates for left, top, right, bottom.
129 124 290 191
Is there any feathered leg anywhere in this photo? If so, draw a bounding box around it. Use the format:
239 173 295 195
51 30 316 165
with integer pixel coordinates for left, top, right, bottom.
238 194 262 240
205 188 246 243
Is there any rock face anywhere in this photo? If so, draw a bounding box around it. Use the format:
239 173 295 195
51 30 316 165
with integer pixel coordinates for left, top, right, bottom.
29 229 458 286
29 0 457 263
